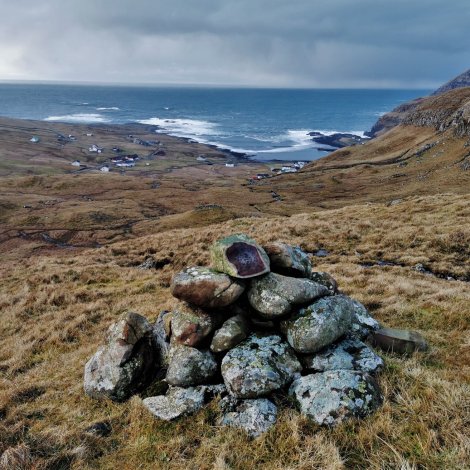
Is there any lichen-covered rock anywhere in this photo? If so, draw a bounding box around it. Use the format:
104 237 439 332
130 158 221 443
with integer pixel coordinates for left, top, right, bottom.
219 396 277 437
221 334 301 398
165 344 217 387
349 299 381 339
289 370 382 426
309 271 338 294
84 312 158 401
152 311 172 367
283 295 355 354
171 304 221 347
370 327 428 354
171 266 245 308
263 242 312 277
247 273 330 319
211 314 250 353
143 384 226 421
300 338 383 374
210 234 270 279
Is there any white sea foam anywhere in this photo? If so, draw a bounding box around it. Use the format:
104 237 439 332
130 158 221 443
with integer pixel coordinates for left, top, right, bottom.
137 117 220 138
96 107 120 111
44 113 109 123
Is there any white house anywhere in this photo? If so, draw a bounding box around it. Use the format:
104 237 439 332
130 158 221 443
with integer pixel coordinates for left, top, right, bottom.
30 136 40 143
71 160 81 167
89 144 103 153
225 163 235 168
100 166 110 172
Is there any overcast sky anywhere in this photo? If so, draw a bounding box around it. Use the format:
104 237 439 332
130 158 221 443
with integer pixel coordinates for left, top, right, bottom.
0 0 468 88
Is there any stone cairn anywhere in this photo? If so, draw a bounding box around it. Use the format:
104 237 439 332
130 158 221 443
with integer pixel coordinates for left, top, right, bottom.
83 234 427 437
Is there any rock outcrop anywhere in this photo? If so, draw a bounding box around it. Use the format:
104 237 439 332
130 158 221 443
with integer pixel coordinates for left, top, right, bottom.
84 235 424 437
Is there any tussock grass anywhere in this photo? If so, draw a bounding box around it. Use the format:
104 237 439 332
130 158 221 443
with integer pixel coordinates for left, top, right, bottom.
0 194 469 468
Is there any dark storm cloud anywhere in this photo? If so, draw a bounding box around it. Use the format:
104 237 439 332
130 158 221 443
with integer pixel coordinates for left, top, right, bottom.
0 0 469 87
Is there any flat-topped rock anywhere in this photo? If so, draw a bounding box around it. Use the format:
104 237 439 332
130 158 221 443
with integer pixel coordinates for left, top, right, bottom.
171 266 245 308
289 370 382 426
219 396 278 437
210 234 270 279
283 295 355 354
143 384 226 421
84 312 158 402
247 272 330 319
166 344 217 387
263 242 312 277
370 327 428 354
210 314 250 353
300 338 384 374
221 334 301 398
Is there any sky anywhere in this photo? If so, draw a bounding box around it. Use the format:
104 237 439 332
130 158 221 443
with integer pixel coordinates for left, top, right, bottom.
0 0 469 88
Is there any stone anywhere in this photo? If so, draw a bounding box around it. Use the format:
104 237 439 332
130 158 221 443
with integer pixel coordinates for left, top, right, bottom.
165 344 218 387
152 311 172 367
143 384 226 421
263 242 312 277
219 396 278 437
349 299 381 339
210 234 270 279
309 271 338 294
247 272 330 319
283 295 355 354
221 334 302 398
210 314 250 353
84 312 158 401
289 370 382 426
171 266 245 308
369 327 428 354
84 421 112 437
171 304 221 347
300 338 383 374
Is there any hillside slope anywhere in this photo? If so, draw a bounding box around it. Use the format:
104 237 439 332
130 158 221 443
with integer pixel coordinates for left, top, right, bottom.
431 68 470 95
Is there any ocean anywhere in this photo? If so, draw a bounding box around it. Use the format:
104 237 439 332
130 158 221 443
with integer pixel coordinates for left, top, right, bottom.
0 83 430 161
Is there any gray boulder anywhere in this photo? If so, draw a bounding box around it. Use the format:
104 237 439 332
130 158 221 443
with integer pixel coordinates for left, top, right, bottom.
143 384 226 421
283 295 355 354
289 370 382 426
263 242 312 277
219 396 278 437
247 272 330 319
300 338 383 374
84 312 158 401
152 311 172 367
210 314 250 353
171 266 245 308
171 304 221 347
221 334 301 398
370 327 428 354
210 234 270 279
166 344 218 387
349 299 381 339
309 272 338 294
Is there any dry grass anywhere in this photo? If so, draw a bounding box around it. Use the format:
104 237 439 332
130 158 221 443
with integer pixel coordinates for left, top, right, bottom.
0 193 469 469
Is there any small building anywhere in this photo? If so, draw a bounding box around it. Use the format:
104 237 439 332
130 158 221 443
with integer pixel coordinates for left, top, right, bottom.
100 166 110 172
225 163 235 168
30 136 40 143
89 144 103 153
86 133 93 137
71 160 81 167
256 173 270 179
197 155 207 162
68 135 77 141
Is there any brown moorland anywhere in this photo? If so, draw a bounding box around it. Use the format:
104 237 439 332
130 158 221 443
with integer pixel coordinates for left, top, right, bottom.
0 88 469 469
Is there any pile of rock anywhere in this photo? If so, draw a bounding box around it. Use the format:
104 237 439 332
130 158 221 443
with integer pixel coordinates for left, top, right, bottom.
84 234 424 437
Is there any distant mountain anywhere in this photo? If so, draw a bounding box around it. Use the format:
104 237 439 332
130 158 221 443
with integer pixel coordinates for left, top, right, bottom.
431 69 470 96
367 69 470 137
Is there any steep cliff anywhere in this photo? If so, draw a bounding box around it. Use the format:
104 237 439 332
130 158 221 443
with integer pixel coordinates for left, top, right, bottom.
431 68 470 96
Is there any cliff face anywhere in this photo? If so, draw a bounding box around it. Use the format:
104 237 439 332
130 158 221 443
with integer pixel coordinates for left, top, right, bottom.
367 86 470 138
431 69 470 96
403 88 470 137
367 69 470 138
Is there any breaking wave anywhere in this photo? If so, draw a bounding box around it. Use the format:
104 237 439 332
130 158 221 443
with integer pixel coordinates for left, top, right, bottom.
44 113 109 123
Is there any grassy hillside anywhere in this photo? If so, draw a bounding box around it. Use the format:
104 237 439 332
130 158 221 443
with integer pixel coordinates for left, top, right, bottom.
1 194 469 469
0 89 469 468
